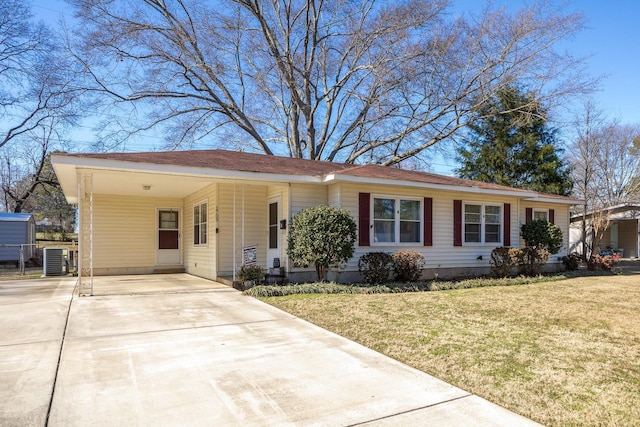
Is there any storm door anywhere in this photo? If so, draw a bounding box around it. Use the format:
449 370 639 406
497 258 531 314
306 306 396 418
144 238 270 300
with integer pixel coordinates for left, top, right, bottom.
157 209 181 265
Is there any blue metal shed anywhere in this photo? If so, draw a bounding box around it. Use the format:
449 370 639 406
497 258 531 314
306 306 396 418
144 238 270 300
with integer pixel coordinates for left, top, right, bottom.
0 213 36 262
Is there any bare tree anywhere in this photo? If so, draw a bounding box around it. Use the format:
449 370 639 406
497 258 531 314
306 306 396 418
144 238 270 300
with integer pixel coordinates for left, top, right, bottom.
68 0 594 164
0 0 81 150
0 0 83 221
569 100 640 258
0 119 64 213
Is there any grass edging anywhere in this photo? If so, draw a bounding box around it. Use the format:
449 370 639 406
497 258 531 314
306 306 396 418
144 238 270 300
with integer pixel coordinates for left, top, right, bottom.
243 270 613 297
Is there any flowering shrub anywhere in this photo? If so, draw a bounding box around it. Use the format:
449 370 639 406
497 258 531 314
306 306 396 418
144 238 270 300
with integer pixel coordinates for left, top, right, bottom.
588 254 621 271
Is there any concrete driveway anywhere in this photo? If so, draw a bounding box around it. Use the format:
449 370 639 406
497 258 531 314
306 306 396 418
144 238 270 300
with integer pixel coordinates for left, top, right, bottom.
1 274 540 426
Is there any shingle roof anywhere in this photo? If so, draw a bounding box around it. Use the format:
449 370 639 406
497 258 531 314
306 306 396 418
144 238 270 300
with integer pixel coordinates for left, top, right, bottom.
60 149 354 176
336 163 533 194
56 149 580 202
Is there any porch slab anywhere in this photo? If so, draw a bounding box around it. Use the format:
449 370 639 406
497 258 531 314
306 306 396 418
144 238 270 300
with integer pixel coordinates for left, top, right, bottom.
86 273 229 296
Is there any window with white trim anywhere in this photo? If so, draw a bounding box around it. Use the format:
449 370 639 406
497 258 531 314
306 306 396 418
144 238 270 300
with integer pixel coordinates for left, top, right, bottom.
533 209 548 221
463 203 501 244
193 201 208 246
372 196 421 244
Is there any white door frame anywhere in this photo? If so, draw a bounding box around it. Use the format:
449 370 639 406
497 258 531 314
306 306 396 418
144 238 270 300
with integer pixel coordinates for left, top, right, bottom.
156 207 182 265
267 195 282 269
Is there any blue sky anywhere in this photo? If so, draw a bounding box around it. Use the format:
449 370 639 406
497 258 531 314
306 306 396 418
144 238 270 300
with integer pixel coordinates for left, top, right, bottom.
452 0 639 125
31 0 639 164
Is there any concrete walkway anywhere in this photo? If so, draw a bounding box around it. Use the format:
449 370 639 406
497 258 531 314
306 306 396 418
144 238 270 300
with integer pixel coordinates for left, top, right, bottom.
1 275 540 426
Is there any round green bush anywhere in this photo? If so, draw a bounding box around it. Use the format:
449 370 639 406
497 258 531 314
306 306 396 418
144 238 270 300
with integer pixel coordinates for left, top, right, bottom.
358 252 394 284
520 219 563 254
287 205 357 281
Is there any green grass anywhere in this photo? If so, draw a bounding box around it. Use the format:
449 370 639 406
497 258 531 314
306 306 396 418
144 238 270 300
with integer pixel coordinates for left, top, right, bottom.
261 274 640 426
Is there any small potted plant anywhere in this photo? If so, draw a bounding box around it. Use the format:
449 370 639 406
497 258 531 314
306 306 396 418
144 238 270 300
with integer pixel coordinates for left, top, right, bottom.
236 264 265 290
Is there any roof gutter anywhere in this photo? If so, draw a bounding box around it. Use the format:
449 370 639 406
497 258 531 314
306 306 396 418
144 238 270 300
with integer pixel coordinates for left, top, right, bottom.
323 173 539 198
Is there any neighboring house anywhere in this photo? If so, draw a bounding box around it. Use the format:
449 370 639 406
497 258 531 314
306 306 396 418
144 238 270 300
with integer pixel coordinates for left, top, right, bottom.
0 213 36 262
570 203 640 258
51 150 580 287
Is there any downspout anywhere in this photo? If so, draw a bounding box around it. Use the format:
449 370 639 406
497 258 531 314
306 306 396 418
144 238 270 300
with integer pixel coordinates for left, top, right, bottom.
233 184 236 282
288 182 293 275
242 184 245 250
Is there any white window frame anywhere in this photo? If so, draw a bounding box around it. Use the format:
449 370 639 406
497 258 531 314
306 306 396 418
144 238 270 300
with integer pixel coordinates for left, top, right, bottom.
371 195 422 245
193 200 208 247
533 209 549 222
463 202 502 246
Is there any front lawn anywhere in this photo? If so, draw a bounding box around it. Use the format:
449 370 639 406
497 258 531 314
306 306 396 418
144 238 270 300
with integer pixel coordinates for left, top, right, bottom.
261 275 640 426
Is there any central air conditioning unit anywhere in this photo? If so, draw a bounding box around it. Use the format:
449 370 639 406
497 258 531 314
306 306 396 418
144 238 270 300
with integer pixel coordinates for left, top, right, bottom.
43 248 66 276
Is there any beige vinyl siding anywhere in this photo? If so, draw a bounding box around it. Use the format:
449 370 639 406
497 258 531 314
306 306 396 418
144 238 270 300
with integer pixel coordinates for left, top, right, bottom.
90 194 183 272
217 183 268 276
339 183 520 272
184 184 217 280
328 183 341 207
290 184 328 215
617 220 637 258
597 228 611 253
287 184 329 275
520 203 571 260
569 222 585 254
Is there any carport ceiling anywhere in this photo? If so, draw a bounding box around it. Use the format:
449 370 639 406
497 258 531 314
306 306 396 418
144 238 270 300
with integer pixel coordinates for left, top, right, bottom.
78 169 214 200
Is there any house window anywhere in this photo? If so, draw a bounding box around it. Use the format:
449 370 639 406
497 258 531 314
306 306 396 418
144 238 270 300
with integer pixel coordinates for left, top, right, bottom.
533 209 548 221
373 196 421 244
464 203 501 244
193 201 208 246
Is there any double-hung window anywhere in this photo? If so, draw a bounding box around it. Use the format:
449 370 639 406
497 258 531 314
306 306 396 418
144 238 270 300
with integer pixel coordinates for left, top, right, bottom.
373 196 421 244
463 203 501 244
193 201 208 246
533 209 548 221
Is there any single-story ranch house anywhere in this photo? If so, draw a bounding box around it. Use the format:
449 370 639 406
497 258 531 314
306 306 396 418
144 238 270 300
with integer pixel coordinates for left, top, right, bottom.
52 150 580 292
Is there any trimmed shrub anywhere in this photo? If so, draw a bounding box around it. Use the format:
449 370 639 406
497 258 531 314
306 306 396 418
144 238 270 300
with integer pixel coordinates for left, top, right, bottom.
561 253 581 271
287 205 357 281
520 219 563 254
237 264 266 282
516 247 550 276
358 252 394 284
392 251 425 282
490 247 520 278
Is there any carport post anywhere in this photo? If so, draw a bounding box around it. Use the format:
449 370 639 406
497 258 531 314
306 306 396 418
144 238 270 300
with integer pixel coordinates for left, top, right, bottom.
78 171 94 296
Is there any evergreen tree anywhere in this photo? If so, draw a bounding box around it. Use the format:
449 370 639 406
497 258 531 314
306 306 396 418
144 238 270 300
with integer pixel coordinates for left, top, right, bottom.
456 87 572 195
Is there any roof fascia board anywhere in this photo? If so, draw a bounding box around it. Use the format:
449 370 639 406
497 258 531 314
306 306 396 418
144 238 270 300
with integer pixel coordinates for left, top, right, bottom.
522 196 583 205
54 155 322 183
571 203 640 219
324 173 537 198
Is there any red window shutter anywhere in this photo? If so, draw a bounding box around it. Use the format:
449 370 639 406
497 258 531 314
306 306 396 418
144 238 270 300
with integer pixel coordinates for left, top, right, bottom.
549 209 555 224
525 208 532 223
453 200 462 247
358 193 370 247
423 197 433 246
503 203 511 246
